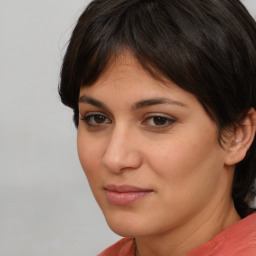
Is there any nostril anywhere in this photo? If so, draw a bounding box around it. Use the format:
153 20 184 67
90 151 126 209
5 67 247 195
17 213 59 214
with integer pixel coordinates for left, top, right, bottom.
102 148 142 173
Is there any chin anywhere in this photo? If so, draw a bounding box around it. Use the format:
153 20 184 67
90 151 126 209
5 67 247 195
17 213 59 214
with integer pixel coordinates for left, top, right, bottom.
103 211 146 237
105 213 160 238
106 217 137 237
109 226 136 238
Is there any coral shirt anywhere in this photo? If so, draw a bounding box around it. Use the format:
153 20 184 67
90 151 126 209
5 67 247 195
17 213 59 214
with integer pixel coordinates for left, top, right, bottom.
98 212 256 256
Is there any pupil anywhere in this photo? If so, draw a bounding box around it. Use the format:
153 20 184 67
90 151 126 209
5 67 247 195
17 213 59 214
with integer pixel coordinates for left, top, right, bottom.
153 117 166 125
95 115 105 123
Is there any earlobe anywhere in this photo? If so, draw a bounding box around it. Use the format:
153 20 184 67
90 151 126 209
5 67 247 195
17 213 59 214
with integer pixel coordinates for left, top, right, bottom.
225 108 256 166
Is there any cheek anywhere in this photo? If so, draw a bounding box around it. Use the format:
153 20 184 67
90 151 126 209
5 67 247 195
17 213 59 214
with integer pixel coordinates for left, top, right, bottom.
77 131 103 182
147 130 224 192
77 133 109 211
145 140 224 226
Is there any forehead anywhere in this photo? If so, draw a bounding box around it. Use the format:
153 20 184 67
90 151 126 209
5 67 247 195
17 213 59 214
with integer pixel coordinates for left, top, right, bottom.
82 51 174 93
95 52 150 83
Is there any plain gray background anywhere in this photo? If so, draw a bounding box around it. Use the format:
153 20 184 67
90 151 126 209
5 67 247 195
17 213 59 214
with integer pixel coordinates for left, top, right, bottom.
0 1 255 255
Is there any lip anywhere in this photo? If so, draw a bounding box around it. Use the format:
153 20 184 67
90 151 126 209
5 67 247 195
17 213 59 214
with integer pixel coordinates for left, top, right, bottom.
104 184 153 205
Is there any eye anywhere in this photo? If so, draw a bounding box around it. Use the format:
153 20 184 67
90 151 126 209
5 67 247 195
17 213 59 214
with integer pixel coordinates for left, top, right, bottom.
142 115 176 128
80 113 111 127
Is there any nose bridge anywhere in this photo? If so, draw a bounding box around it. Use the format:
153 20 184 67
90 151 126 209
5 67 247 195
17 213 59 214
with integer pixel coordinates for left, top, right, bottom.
102 123 142 173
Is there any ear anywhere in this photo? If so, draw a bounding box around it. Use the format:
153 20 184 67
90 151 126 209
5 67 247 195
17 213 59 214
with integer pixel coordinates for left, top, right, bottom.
225 108 256 166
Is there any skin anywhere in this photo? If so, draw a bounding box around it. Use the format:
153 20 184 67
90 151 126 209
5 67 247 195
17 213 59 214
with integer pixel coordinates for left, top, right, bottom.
77 52 242 256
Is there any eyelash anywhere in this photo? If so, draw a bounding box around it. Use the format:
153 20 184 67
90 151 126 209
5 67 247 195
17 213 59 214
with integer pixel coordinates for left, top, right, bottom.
80 112 176 130
142 115 176 129
80 112 111 128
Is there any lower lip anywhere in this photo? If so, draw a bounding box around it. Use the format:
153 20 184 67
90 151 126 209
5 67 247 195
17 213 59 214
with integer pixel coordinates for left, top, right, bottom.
106 190 152 205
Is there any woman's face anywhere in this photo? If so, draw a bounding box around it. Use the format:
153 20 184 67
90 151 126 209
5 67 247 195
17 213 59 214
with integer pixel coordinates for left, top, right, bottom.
77 53 233 238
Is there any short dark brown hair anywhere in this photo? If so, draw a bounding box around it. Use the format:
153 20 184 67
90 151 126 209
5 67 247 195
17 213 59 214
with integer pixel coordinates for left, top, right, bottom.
59 0 256 217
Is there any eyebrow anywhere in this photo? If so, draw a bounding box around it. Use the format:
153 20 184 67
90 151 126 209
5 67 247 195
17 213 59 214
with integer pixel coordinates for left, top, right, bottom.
79 95 109 110
133 97 187 109
78 95 186 110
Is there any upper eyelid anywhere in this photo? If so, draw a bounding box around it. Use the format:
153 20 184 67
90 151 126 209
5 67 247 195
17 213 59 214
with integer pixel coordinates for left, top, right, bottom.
80 112 176 118
79 109 114 120
84 111 106 116
143 112 176 120
142 113 177 125
80 111 109 118
79 112 111 123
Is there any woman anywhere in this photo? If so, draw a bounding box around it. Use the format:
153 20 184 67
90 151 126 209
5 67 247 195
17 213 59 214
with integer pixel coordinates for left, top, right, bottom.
59 0 256 255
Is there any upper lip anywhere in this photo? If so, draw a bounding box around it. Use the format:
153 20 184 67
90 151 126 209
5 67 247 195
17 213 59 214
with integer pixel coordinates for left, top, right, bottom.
104 184 153 192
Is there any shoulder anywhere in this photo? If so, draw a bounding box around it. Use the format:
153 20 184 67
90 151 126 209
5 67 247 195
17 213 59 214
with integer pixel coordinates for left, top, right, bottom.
220 212 256 255
98 238 135 256
187 212 256 256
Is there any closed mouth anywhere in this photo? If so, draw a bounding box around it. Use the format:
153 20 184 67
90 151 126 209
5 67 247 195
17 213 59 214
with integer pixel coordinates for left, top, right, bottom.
104 184 153 205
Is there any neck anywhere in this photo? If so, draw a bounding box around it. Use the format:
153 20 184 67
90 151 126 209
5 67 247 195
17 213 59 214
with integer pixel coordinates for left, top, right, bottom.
135 201 240 256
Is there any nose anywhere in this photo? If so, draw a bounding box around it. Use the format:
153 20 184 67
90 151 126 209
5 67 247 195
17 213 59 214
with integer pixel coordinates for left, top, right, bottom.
102 126 142 173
